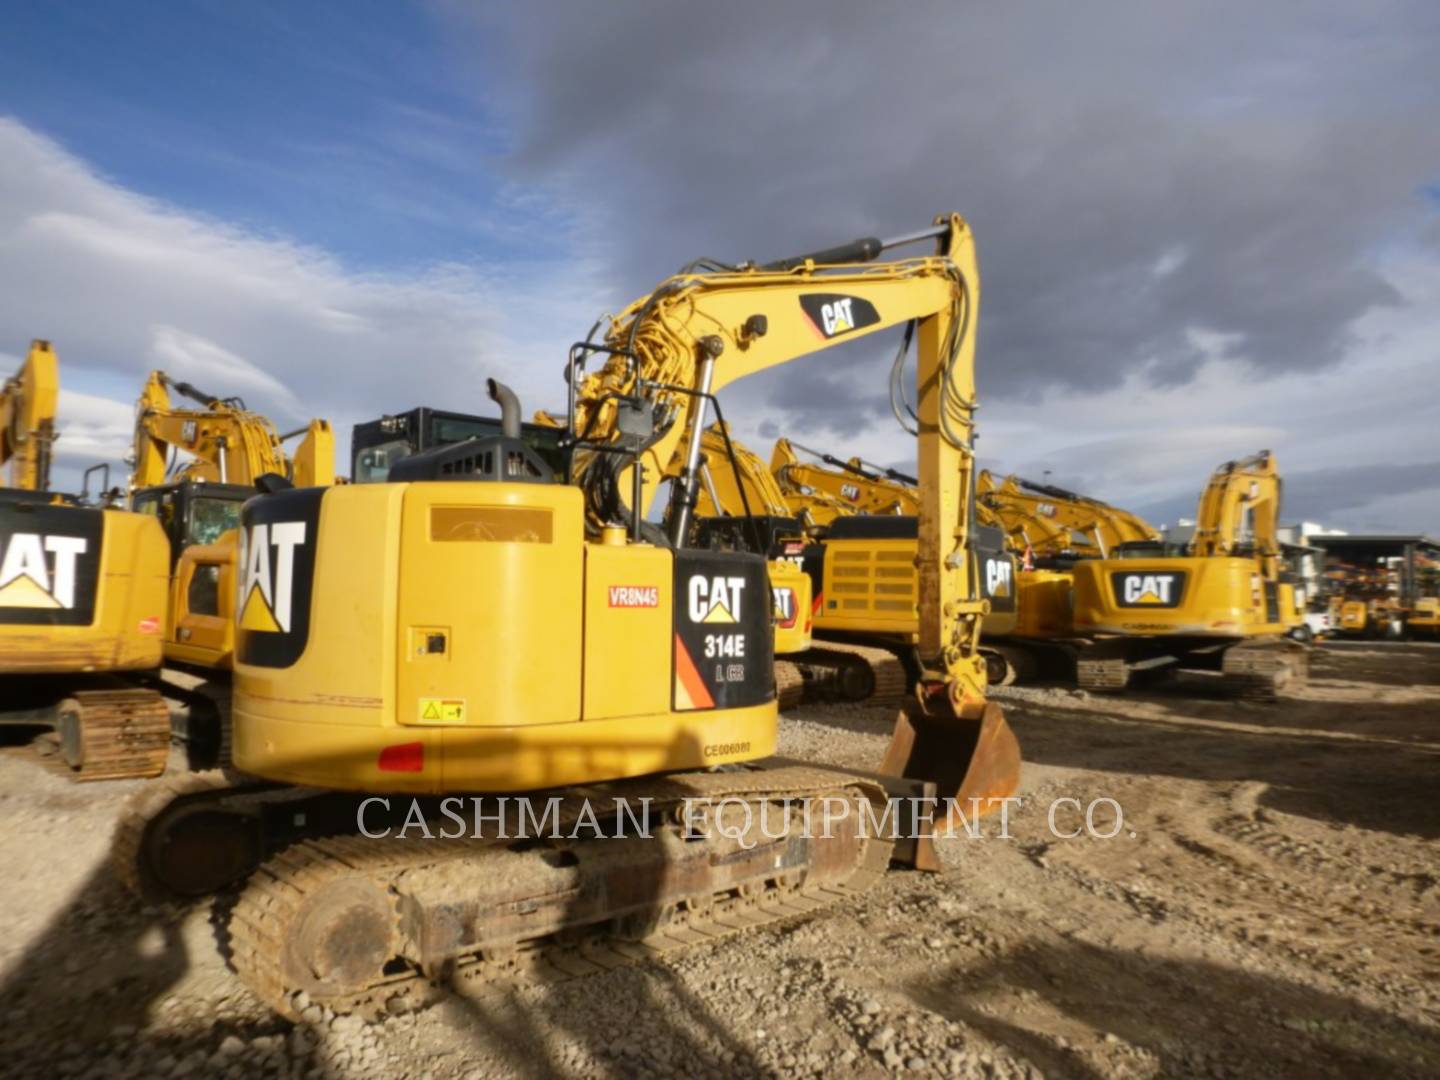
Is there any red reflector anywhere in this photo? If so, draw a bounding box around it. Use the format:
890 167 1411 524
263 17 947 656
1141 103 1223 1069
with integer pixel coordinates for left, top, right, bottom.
378 741 424 772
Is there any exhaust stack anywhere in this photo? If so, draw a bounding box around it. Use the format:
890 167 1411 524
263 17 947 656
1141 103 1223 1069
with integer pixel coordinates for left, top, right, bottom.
487 378 522 439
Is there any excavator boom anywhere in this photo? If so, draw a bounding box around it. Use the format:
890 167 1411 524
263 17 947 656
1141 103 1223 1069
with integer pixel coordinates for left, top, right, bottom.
771 437 920 522
560 215 1015 820
978 469 1159 558
130 371 335 492
1 340 60 492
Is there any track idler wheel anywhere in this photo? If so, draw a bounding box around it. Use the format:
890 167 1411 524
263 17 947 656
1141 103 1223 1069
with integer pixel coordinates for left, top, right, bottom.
112 770 262 904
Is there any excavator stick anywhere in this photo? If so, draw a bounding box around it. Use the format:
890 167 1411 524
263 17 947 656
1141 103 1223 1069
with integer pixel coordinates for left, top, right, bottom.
880 684 1020 864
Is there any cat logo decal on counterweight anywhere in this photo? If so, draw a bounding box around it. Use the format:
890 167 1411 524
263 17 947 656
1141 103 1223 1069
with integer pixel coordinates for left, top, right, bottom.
673 553 772 713
687 574 747 624
238 522 307 634
799 293 882 341
0 533 86 609
1112 571 1186 609
236 487 324 668
772 586 798 629
985 557 1013 599
0 503 101 626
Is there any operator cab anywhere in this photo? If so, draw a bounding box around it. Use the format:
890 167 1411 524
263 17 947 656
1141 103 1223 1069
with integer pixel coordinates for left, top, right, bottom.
130 479 253 565
351 406 569 484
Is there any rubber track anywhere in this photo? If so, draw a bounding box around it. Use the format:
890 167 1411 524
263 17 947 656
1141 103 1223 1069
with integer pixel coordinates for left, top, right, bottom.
228 768 894 1020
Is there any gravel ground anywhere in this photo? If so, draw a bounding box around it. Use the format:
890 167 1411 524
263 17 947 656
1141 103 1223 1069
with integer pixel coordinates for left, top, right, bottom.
1 640 1437 1078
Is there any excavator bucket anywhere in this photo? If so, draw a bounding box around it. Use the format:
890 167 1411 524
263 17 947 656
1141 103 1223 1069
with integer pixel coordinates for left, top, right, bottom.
879 686 1021 870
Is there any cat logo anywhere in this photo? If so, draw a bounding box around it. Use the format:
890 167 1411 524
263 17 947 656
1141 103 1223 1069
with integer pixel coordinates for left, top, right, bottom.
688 574 747 624
1036 501 1057 519
1119 573 1180 606
821 298 856 335
799 293 882 341
237 522 307 633
772 586 797 629
985 557 1013 599
0 533 86 609
840 482 861 501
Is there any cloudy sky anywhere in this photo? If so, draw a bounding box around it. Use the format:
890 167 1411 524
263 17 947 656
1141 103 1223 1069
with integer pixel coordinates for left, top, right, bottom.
2 2 1437 532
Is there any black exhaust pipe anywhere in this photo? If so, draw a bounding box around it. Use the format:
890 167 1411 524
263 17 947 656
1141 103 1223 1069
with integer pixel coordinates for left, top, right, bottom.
487 378 521 439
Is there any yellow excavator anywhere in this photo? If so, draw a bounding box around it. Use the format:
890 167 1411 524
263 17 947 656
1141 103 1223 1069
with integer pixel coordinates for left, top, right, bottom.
119 214 1021 1018
977 471 1158 559
2 339 60 493
128 370 335 671
1071 451 1308 697
771 437 919 525
764 437 1006 698
765 448 1167 688
126 371 334 765
974 471 1163 676
690 421 862 707
2 341 172 780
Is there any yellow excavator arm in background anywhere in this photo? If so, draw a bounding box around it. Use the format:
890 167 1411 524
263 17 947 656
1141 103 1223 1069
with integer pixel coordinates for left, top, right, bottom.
129 371 335 492
770 437 919 524
562 214 990 706
1 340 60 492
1190 450 1281 576
694 421 796 520
977 470 1159 558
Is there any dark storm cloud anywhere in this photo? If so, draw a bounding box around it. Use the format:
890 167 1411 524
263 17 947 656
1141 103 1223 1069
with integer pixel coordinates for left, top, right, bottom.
1135 460 1440 531
1281 460 1440 520
458 1 1440 428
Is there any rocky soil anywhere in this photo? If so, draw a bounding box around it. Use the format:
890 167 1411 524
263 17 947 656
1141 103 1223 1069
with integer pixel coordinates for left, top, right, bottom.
1 640 1437 1078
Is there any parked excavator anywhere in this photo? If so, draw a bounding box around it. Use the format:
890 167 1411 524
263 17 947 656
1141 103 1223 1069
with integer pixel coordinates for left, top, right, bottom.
765 448 1164 688
128 370 335 671
117 214 1021 1019
126 371 334 765
762 436 1005 697
2 339 60 493
771 437 919 526
690 421 866 706
2 341 172 780
351 411 811 708
977 470 1158 559
1071 451 1308 697
974 470 1163 677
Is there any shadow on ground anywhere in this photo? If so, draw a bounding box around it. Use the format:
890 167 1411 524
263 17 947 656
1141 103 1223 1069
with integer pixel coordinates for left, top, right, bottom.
909 938 1440 1079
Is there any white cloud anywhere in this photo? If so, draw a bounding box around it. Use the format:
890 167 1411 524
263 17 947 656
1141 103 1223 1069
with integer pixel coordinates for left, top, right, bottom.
2 112 1435 534
148 325 302 416
0 116 612 490
719 248 1440 534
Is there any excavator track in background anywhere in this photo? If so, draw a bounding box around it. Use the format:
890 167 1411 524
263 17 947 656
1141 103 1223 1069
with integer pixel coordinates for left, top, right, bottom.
160 672 234 769
1074 640 1132 692
793 643 908 706
39 689 171 782
1220 637 1310 701
774 659 806 710
216 766 892 1019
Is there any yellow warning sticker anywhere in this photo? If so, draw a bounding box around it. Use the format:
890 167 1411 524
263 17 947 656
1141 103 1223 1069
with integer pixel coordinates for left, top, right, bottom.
418 698 466 723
